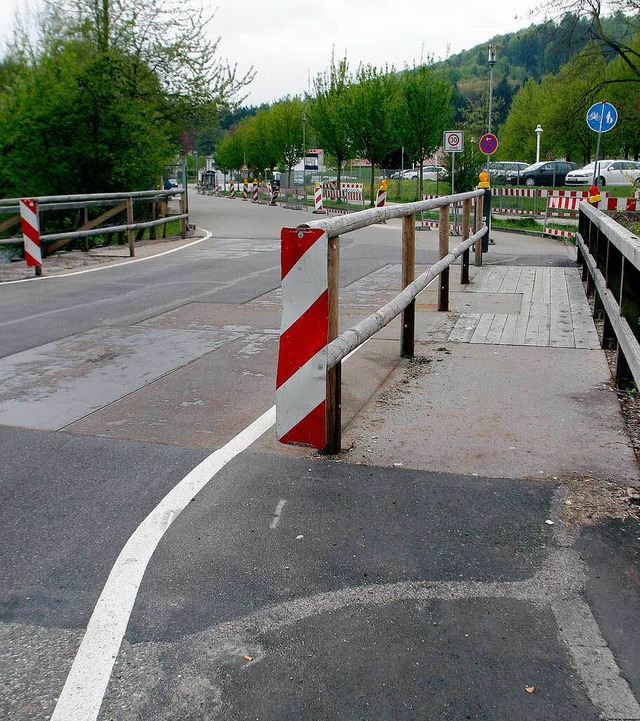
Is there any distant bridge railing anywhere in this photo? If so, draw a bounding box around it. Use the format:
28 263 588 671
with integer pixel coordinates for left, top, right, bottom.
0 189 189 270
577 202 640 389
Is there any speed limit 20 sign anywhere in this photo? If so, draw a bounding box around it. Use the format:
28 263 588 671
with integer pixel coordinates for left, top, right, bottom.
443 130 464 152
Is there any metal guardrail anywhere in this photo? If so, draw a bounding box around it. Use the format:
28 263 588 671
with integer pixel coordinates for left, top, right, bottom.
577 202 640 388
276 189 487 453
0 189 189 267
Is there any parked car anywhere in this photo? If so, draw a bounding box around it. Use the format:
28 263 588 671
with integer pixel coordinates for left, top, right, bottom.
565 159 640 187
488 161 529 182
506 160 579 186
398 165 449 181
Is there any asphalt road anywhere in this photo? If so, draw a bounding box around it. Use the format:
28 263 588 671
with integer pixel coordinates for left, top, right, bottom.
1 194 637 721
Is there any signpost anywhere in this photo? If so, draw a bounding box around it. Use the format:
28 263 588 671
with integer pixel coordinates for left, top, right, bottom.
586 101 618 186
443 130 463 194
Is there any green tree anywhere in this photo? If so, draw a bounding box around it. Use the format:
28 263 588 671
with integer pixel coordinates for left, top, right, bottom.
267 97 306 186
308 52 353 190
537 1 640 84
0 0 252 196
343 65 400 205
397 62 453 197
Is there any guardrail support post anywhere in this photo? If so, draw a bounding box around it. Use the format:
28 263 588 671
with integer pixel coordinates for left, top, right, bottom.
460 199 471 284
474 193 484 267
179 191 187 239
325 235 341 454
126 197 135 257
438 205 450 312
401 214 415 357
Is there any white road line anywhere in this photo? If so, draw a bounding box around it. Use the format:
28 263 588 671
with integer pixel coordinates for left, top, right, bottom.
270 499 287 529
50 405 276 721
0 230 212 287
49 314 384 720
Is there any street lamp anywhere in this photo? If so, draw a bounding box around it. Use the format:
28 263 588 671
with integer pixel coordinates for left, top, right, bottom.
486 43 497 172
535 124 543 163
302 111 307 209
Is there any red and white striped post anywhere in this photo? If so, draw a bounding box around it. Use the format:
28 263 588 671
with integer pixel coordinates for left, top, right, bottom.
252 180 259 203
313 184 325 214
19 198 43 276
276 227 329 448
375 179 388 209
242 178 249 201
229 179 235 199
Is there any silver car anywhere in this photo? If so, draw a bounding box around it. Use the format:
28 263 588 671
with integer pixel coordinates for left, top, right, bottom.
565 159 640 187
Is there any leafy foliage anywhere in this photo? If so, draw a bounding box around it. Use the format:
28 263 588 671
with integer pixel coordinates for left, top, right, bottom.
0 0 252 196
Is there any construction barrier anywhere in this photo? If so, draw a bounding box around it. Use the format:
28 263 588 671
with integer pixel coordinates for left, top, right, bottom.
228 179 235 199
322 182 364 203
314 185 325 214
19 198 42 273
419 195 466 235
375 186 387 209
276 227 329 446
252 181 259 203
242 179 249 201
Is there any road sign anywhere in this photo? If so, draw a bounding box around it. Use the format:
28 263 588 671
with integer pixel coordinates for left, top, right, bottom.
586 102 618 133
479 133 498 155
547 150 553 160
443 130 464 152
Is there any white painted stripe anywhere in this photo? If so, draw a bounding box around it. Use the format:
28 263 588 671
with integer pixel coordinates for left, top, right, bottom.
0 230 212 286
23 236 42 263
19 202 39 230
280 233 328 333
276 347 327 439
50 405 276 721
270 499 287 529
50 316 372 721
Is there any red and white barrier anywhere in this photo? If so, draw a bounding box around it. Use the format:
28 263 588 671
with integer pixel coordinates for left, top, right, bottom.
322 182 364 202
228 180 235 199
375 187 387 209
313 186 325 214
242 179 249 201
19 198 42 270
600 196 639 212
252 181 259 203
276 228 328 448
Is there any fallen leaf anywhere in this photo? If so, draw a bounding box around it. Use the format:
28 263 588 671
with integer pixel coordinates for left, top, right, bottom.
243 655 253 662
525 686 535 694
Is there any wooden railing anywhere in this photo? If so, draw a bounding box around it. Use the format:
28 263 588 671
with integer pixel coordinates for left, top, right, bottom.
0 189 188 261
276 190 487 454
577 202 640 389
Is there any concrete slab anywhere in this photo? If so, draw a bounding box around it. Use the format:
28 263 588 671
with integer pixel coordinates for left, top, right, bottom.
0 327 243 431
342 342 639 483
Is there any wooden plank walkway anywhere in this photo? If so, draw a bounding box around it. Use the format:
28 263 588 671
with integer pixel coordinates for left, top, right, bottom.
449 266 600 349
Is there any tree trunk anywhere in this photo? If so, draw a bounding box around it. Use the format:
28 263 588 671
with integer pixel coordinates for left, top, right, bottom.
370 164 375 207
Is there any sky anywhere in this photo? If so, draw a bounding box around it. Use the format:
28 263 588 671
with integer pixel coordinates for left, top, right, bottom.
0 0 540 105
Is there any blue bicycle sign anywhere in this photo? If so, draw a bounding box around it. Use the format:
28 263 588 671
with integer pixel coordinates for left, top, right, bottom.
586 102 618 133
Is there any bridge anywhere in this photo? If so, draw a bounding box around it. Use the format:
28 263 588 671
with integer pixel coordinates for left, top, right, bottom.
0 193 638 720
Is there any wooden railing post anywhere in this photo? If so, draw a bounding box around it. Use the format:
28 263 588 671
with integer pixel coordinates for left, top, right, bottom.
325 235 341 454
438 204 450 311
475 193 484 267
401 214 416 357
179 191 187 239
460 198 471 284
126 196 135 257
